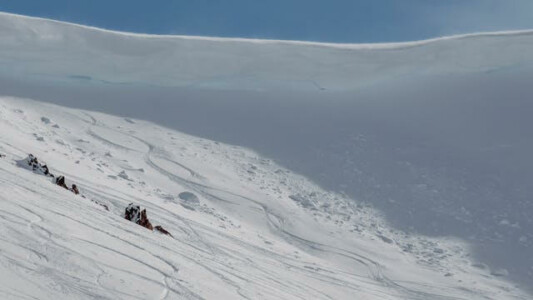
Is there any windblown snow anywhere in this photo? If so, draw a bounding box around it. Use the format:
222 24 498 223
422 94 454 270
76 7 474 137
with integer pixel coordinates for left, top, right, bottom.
0 12 532 300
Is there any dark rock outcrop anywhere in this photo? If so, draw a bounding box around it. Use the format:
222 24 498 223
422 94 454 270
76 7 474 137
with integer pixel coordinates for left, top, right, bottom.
155 225 173 237
125 203 172 236
125 203 141 222
139 209 153 230
22 154 108 210
125 203 153 230
26 154 54 177
70 184 80 195
55 175 68 189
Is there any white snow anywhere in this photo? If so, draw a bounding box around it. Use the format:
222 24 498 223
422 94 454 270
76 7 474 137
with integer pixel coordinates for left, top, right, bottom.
1 11 533 90
0 97 528 299
0 11 532 300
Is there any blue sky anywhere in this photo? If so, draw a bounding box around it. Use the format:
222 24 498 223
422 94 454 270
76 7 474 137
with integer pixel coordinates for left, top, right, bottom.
1 0 533 43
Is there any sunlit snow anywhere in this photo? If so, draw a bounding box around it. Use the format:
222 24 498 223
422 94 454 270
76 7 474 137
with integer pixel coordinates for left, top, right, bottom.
0 12 532 299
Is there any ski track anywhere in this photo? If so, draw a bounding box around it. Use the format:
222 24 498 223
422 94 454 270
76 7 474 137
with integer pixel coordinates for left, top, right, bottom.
0 98 530 300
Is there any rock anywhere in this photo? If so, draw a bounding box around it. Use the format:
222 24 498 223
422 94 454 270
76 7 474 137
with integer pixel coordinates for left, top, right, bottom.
124 204 170 236
155 225 173 237
25 154 54 177
22 155 84 196
56 176 80 196
125 203 141 223
125 203 153 230
27 154 37 165
21 155 104 211
70 184 80 195
55 175 68 189
139 209 153 230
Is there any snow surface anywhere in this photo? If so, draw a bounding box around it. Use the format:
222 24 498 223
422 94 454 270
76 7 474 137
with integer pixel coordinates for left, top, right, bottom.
1 12 533 90
1 11 533 299
0 97 529 299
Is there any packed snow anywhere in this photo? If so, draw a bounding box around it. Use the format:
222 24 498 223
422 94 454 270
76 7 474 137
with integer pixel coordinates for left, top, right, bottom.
0 11 532 300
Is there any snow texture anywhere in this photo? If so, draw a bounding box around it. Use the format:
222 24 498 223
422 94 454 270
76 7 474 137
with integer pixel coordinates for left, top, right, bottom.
0 96 528 300
1 12 533 91
0 11 532 299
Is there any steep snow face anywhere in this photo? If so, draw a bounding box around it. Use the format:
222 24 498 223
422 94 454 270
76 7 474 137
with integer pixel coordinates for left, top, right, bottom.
1 12 533 90
0 97 530 300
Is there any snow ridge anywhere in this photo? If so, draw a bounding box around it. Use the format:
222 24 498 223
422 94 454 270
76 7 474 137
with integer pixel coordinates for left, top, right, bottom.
1 11 533 49
1 12 533 90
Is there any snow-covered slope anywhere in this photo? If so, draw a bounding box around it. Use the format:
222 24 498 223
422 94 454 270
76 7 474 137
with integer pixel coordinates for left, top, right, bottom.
0 97 529 299
1 12 533 90
1 11 533 299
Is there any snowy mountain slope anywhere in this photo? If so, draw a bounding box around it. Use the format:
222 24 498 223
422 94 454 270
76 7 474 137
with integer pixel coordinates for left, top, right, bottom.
1 11 533 298
0 96 529 299
1 41 530 294
1 12 533 90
